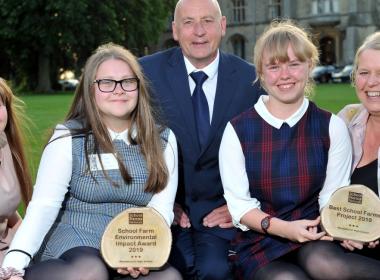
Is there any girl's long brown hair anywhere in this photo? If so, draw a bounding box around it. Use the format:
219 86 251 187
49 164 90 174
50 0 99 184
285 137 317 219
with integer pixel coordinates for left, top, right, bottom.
0 78 33 205
65 43 168 193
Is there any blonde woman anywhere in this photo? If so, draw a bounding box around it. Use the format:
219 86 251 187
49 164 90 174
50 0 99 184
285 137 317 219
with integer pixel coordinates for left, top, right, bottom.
1 44 181 280
338 32 380 259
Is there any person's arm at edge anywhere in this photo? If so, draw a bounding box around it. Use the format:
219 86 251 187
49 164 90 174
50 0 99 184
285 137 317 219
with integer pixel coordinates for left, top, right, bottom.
2 125 72 272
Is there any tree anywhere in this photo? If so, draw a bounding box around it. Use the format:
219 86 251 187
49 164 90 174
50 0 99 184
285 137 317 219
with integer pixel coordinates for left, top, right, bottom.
0 0 175 91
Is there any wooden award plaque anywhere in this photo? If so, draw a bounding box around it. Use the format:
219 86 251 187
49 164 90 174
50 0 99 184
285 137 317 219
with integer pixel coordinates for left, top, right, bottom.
101 207 172 269
321 185 380 242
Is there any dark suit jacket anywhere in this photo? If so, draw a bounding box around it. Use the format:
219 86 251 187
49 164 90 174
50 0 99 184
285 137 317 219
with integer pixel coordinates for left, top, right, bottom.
140 47 264 240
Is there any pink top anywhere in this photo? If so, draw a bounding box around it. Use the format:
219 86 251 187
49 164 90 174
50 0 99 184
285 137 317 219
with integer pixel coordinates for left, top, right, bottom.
338 104 380 193
0 134 21 264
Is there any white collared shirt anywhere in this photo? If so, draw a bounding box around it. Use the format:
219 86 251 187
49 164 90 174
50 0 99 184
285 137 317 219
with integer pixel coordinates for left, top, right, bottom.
219 96 352 231
3 124 178 271
255 95 309 128
184 51 219 123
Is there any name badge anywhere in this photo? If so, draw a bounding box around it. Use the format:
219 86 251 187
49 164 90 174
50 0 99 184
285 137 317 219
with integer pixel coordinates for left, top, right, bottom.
89 153 119 171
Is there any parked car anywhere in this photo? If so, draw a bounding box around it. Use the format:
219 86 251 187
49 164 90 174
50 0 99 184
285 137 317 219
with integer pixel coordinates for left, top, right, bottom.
58 78 79 91
311 65 336 83
331 65 353 83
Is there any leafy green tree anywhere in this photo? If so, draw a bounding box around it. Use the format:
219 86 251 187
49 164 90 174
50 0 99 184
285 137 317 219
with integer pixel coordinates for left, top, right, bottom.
0 0 175 91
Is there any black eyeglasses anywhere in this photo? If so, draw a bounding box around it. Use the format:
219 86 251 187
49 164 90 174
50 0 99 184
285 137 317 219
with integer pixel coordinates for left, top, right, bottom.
93 78 139 93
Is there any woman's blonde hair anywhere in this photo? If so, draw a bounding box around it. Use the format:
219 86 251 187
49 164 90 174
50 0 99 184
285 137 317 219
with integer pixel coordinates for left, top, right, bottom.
0 78 33 205
65 43 168 193
352 32 380 85
254 20 319 96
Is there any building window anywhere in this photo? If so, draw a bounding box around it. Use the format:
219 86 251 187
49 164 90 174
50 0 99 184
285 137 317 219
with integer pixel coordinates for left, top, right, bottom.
319 37 336 65
232 0 246 24
231 34 246 59
268 0 282 19
312 0 339 14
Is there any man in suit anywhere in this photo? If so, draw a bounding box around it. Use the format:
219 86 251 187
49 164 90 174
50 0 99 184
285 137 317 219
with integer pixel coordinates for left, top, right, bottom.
140 0 264 278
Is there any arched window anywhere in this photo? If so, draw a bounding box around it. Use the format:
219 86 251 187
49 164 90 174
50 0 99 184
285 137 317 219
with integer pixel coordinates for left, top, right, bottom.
319 36 336 65
231 34 246 60
231 0 246 24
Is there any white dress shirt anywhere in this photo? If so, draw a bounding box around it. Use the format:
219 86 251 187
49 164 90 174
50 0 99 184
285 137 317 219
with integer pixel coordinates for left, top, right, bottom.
2 125 178 271
219 96 352 231
184 51 219 123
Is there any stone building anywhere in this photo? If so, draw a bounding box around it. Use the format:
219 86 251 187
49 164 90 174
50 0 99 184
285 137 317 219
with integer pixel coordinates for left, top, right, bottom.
156 0 380 67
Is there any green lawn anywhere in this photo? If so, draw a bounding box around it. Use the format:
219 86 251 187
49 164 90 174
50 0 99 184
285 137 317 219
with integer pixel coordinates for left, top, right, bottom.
21 92 74 178
310 83 359 113
19 83 359 181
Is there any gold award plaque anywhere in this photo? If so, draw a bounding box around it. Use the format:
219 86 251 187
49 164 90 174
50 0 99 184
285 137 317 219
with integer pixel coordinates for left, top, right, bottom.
321 185 380 242
101 207 172 269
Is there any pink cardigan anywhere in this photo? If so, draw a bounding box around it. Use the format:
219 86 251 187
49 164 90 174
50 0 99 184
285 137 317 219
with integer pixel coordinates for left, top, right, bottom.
338 104 380 193
0 135 21 264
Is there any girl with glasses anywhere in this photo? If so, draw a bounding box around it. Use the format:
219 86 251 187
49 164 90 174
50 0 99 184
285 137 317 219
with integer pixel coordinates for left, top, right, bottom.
1 43 181 280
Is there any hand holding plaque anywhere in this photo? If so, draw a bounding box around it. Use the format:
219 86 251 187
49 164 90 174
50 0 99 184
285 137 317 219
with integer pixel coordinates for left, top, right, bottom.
321 184 380 242
101 207 172 269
